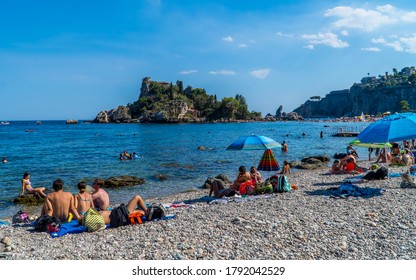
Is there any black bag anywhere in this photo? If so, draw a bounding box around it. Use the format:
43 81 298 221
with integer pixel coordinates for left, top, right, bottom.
34 215 61 232
109 204 130 228
147 204 167 221
374 166 388 180
363 171 376 181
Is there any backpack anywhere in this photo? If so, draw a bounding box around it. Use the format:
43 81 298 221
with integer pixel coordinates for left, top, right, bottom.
128 211 143 225
275 175 292 193
374 166 388 180
147 204 167 221
34 215 61 232
82 208 106 232
109 204 130 228
12 210 30 224
363 171 376 181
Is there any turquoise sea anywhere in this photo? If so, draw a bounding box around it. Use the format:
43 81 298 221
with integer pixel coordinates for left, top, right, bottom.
0 120 369 219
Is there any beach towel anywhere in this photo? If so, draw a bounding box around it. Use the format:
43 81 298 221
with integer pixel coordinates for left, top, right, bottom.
49 215 177 238
330 183 384 198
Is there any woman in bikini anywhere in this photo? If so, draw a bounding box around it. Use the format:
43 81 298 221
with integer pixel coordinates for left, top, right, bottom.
21 172 46 198
74 181 94 215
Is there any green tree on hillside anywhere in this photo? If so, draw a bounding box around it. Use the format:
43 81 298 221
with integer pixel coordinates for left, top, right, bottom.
400 100 410 112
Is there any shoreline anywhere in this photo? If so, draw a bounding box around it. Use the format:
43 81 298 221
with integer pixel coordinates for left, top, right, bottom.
1 163 415 260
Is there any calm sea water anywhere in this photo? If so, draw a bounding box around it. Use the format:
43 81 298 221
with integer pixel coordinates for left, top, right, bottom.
0 120 369 218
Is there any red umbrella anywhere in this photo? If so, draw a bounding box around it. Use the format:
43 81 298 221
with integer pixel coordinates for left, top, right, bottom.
257 149 280 171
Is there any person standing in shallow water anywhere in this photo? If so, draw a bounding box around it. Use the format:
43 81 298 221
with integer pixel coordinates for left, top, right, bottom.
281 141 288 153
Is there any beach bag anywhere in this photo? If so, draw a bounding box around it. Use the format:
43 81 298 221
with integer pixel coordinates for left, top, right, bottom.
147 204 167 221
109 204 130 228
82 208 105 232
34 215 61 232
239 180 255 195
12 210 30 224
363 171 376 181
275 175 292 193
374 166 388 180
256 183 273 194
129 211 143 225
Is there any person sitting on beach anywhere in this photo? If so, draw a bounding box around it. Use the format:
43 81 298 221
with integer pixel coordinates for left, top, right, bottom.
375 148 392 163
91 179 110 211
74 182 94 216
21 172 47 198
250 166 263 184
280 160 291 174
209 178 236 198
391 143 400 157
231 166 251 190
330 160 343 174
99 194 148 225
41 178 81 223
346 144 359 158
281 141 288 153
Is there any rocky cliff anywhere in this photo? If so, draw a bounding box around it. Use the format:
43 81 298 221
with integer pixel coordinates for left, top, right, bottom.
294 67 416 117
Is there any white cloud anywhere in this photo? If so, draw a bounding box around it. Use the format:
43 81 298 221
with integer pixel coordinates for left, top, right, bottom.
340 30 349 36
222 36 234 43
302 32 349 48
372 34 416 53
249 68 270 79
400 34 416 53
361 47 381 52
325 5 416 32
372 37 403 52
209 70 236 75
303 45 314 50
238 44 247 48
276 32 293 38
179 70 198 75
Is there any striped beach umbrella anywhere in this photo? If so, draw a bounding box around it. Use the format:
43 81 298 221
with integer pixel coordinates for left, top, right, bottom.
257 149 280 171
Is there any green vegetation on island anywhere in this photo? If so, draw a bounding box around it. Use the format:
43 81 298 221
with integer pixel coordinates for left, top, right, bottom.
127 77 262 122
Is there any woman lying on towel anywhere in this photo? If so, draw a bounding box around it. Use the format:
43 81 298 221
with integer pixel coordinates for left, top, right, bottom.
209 178 236 198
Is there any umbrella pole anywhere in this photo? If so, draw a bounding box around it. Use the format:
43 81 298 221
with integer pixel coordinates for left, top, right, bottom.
385 143 389 179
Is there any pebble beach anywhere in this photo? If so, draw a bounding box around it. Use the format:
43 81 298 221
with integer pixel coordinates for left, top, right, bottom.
1 163 416 260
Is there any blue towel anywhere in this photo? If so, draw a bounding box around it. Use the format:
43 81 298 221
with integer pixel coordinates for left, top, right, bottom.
49 215 177 237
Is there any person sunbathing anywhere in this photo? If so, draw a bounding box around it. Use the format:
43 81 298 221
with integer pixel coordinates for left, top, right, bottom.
21 172 47 198
375 148 392 163
209 179 236 198
330 160 343 174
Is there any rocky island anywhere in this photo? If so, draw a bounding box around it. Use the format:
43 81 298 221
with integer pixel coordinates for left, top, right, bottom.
93 77 303 123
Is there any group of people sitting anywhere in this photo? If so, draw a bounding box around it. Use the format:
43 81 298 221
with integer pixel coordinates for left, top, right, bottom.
119 151 141 161
209 164 290 198
21 172 148 227
331 153 365 175
374 142 414 166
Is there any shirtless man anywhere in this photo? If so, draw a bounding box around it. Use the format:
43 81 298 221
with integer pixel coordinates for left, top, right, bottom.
41 179 81 222
92 178 110 211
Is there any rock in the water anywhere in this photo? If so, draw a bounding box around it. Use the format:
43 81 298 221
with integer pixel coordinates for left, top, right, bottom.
13 194 45 205
104 175 145 187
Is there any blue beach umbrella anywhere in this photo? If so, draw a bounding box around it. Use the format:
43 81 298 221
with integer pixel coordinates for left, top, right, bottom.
357 112 416 175
358 112 416 143
226 135 281 150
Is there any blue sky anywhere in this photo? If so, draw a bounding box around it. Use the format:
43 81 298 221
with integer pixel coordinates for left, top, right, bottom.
1 0 416 120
